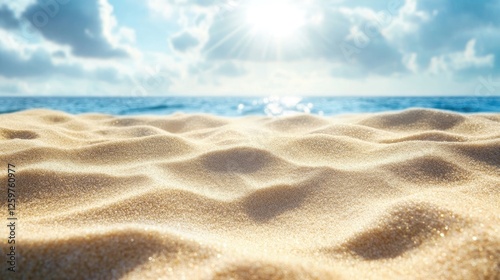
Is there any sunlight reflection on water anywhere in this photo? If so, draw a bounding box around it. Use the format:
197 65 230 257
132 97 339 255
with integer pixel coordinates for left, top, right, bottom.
0 96 498 116
239 96 320 116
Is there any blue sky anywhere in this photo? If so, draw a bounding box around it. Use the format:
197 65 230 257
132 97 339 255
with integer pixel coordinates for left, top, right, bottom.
0 0 499 96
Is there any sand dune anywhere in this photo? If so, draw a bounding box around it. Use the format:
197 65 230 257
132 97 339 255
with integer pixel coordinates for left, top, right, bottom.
0 109 499 279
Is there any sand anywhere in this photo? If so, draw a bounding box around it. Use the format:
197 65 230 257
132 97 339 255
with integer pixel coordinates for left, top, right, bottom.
0 108 499 279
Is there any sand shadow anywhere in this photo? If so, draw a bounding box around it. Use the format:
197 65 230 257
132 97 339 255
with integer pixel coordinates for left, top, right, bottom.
12 229 204 279
242 184 309 222
341 202 458 260
202 147 272 174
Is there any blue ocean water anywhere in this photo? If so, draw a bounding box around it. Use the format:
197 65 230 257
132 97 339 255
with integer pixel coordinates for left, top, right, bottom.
0 96 499 116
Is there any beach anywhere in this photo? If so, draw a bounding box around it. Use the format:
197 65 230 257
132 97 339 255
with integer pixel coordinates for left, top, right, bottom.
1 108 499 279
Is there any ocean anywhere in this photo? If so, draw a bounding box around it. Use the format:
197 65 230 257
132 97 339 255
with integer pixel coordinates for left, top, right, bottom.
1 96 499 116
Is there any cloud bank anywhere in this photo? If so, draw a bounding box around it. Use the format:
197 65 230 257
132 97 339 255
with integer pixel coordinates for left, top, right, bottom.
0 0 499 95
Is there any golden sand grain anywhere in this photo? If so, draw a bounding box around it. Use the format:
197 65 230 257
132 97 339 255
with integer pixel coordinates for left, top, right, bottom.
0 109 499 279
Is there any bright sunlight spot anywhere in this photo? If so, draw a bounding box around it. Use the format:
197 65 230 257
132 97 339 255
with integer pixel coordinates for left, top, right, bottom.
245 0 305 38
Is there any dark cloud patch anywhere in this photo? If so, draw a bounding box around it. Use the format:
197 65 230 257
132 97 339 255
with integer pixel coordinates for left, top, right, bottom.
170 32 199 52
425 0 500 23
347 38 406 75
0 45 123 83
0 47 82 78
0 5 19 30
397 0 500 72
22 0 128 58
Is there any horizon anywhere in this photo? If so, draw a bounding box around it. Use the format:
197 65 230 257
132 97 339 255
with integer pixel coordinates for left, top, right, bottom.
2 94 500 98
2 95 498 116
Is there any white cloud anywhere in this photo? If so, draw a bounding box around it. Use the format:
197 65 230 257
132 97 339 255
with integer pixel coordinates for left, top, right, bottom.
429 39 494 74
147 0 174 19
1 0 500 96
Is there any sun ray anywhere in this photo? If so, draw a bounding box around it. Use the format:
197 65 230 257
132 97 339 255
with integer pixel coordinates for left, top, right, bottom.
205 24 248 57
208 0 313 60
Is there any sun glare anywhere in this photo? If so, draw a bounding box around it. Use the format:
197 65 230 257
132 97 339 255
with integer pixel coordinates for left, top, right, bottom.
245 1 305 38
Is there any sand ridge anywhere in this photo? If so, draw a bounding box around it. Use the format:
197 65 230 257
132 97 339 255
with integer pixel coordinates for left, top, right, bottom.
0 108 499 279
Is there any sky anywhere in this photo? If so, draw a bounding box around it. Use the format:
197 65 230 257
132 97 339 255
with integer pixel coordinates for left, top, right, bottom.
0 0 499 96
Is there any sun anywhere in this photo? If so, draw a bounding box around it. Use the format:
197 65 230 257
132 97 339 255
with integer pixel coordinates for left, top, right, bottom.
245 0 305 39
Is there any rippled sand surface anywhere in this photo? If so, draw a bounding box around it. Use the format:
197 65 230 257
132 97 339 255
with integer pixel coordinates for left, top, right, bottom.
0 109 499 279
